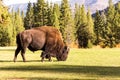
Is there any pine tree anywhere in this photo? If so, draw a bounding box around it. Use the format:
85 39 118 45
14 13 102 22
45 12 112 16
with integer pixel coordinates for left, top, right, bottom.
24 2 34 29
32 3 37 27
87 8 94 32
33 0 48 27
74 4 82 47
43 1 49 25
114 2 120 44
107 0 115 32
74 3 80 39
21 11 24 22
10 8 16 45
53 3 60 19
101 11 111 47
53 12 60 29
106 0 116 47
86 8 94 48
94 10 105 45
14 9 24 34
76 5 94 48
47 2 53 26
60 0 75 45
94 10 112 47
53 3 60 29
76 5 88 48
101 11 108 38
80 5 87 25
115 2 120 25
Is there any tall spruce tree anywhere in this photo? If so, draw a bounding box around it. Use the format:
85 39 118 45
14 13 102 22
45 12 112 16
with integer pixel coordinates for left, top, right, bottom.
21 11 24 22
53 3 60 29
86 8 94 48
114 2 120 44
33 0 48 27
106 0 116 47
74 3 80 39
14 9 24 34
80 5 87 25
53 3 60 19
10 8 16 45
101 12 109 38
101 11 111 47
78 5 88 48
94 11 105 45
60 0 75 45
74 4 82 47
94 10 111 48
24 2 33 29
87 8 94 32
47 2 53 26
75 5 94 48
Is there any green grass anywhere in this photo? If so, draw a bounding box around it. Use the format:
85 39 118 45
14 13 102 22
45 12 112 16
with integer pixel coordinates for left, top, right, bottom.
1 47 120 80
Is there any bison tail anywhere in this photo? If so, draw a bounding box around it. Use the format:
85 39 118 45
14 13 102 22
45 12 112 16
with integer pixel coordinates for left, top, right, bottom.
16 33 23 48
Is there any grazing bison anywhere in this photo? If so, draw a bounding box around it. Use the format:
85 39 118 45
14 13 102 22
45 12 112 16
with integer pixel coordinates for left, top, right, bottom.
13 26 69 62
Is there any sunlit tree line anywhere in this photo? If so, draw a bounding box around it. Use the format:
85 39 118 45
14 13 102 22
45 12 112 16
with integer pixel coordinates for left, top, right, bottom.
0 0 120 48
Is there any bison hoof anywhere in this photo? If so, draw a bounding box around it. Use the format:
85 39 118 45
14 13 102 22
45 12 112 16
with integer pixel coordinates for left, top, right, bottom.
23 59 26 62
49 59 52 62
13 60 16 62
41 60 44 62
13 59 16 62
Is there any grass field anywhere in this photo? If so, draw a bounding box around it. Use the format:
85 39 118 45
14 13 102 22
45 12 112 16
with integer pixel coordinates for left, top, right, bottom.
1 47 120 80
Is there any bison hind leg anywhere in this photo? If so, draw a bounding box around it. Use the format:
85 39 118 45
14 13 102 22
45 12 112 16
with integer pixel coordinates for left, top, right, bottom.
13 46 21 62
21 48 27 62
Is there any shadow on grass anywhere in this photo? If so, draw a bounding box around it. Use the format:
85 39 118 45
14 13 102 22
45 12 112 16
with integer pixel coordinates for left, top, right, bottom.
0 60 57 62
8 77 74 80
0 60 13 62
0 60 40 62
1 64 120 77
0 49 15 51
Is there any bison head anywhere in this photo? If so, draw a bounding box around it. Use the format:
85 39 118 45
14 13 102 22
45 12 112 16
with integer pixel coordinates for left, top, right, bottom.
57 46 70 61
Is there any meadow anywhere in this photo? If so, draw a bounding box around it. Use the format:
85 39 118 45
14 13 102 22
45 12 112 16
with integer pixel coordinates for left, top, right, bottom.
1 47 120 80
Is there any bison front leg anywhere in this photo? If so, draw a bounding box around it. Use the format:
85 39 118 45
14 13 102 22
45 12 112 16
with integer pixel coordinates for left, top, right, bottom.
40 51 52 62
46 54 52 61
41 54 46 62
48 56 52 62
40 51 47 62
41 57 44 62
13 47 21 62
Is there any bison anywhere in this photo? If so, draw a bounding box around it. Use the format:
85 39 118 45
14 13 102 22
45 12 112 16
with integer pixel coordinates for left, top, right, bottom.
13 26 69 62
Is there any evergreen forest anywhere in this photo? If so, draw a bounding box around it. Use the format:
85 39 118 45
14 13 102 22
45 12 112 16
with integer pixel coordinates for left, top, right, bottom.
0 0 120 48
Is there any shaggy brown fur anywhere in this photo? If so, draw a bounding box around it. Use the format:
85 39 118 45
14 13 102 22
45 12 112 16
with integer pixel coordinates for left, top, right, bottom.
13 26 69 62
